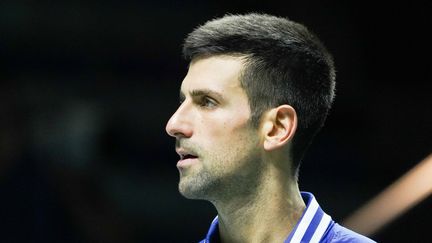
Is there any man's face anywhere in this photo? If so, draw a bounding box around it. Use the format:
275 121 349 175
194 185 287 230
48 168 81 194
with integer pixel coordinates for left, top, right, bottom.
165 55 262 201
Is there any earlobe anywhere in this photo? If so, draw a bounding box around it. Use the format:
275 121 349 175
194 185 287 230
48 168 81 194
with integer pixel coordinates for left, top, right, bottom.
262 105 297 151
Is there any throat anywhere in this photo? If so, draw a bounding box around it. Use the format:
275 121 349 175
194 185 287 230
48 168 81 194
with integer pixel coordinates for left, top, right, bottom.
215 181 305 243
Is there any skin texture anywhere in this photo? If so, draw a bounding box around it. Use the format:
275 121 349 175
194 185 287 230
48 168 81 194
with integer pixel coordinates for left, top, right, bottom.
166 55 306 243
166 55 261 201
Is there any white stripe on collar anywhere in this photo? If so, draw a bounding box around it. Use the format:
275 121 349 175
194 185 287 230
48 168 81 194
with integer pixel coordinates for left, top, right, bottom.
310 213 332 243
288 192 332 243
289 195 320 243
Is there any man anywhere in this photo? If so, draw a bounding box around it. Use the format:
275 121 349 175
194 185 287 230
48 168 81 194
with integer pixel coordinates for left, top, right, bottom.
166 13 375 243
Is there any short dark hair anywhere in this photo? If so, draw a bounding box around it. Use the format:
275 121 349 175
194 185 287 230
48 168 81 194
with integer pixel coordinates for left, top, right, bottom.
182 13 336 177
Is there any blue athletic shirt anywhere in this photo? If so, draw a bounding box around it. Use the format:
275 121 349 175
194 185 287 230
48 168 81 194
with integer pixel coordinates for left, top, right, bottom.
199 192 376 243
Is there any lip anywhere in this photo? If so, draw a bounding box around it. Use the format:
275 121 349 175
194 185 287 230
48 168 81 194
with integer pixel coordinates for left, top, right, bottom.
177 157 199 168
175 148 199 168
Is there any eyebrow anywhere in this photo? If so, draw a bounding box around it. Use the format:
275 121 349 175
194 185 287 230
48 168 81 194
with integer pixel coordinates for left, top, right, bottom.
179 89 224 102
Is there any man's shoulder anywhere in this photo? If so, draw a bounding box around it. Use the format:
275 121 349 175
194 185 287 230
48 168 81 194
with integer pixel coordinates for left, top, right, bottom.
327 223 376 243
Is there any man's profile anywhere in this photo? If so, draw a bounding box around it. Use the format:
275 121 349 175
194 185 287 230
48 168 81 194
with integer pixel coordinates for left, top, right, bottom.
166 13 375 243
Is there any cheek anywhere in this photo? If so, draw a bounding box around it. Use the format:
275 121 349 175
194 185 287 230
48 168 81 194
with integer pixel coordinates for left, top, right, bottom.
202 122 250 151
195 108 255 157
203 112 251 137
206 124 258 163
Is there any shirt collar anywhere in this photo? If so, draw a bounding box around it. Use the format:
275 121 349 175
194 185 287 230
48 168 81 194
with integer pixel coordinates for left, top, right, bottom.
284 192 333 243
203 192 333 243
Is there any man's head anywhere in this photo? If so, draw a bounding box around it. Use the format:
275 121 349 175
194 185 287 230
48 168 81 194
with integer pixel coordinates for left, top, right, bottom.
166 13 335 199
182 13 336 173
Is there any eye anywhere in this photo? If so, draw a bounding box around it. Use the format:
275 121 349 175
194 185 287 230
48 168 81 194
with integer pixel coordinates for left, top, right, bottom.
199 96 217 108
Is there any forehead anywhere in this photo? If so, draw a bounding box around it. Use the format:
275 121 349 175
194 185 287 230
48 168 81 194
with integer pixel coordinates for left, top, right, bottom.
180 55 246 94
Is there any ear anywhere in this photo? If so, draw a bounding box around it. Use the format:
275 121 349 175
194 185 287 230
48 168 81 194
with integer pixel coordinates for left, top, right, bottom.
262 105 297 151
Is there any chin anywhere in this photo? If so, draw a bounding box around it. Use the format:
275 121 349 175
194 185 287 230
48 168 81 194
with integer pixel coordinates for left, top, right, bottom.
178 179 209 200
179 182 200 199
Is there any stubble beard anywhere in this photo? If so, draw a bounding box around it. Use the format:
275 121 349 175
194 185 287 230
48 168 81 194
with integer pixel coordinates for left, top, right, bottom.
178 168 221 200
178 143 263 203
177 118 262 202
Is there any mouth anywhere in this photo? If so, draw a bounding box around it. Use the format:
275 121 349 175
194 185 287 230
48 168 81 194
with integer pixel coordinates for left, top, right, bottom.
176 149 199 167
178 152 198 161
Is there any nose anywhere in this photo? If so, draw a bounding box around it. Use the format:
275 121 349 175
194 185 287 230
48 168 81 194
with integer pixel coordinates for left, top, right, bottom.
165 102 193 138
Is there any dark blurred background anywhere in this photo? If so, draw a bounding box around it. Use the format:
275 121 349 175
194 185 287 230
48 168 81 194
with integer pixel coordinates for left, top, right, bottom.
0 0 431 242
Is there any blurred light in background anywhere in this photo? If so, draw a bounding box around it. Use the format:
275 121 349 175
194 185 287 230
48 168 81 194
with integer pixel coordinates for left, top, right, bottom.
344 153 432 236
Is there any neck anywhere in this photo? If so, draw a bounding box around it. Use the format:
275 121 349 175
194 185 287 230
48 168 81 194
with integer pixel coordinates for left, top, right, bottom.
212 167 306 243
